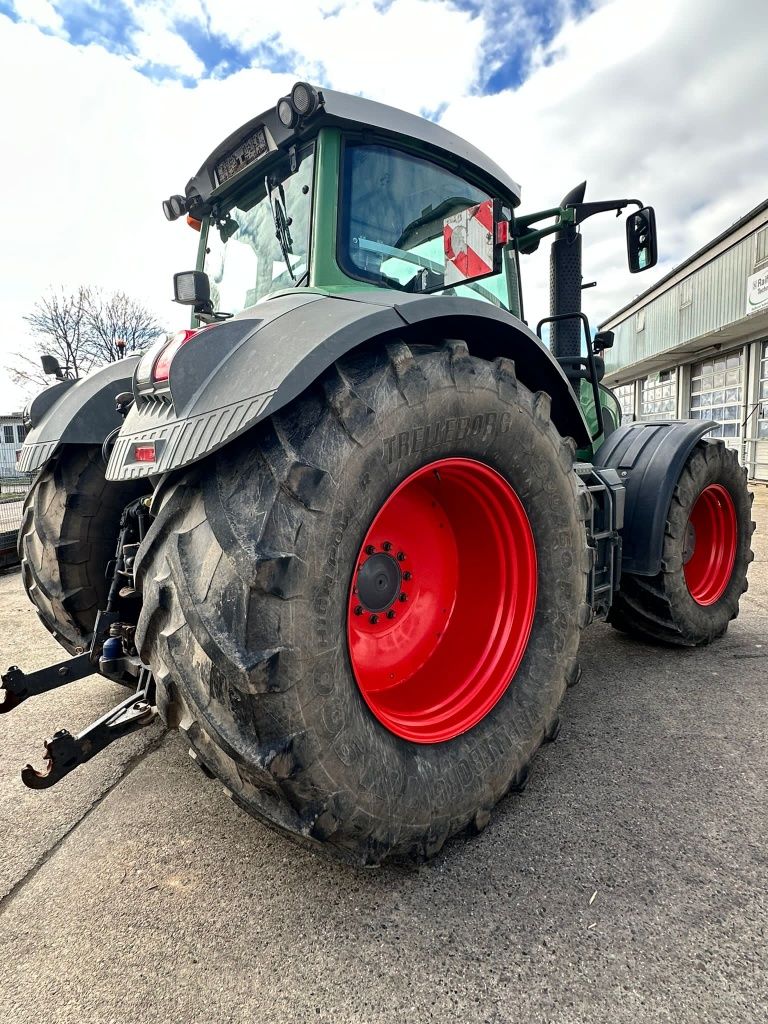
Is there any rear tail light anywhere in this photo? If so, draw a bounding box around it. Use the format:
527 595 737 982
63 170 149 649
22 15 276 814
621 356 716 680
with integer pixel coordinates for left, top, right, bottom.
133 444 157 463
152 329 200 383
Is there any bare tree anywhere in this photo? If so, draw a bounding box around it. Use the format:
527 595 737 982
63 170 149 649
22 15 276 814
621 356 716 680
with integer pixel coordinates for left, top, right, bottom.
9 286 165 392
82 289 164 364
10 286 92 389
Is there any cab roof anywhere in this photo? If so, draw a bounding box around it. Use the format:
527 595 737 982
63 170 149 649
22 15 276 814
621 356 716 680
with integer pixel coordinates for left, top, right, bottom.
183 84 522 215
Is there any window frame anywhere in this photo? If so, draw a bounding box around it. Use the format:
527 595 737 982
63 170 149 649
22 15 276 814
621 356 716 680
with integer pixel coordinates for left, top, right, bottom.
199 140 316 316
336 134 514 310
689 350 744 438
640 368 677 420
755 225 768 268
612 382 636 422
757 339 768 439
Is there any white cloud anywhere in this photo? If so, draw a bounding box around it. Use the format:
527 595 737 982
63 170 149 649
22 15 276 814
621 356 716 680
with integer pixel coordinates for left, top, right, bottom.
130 6 205 76
191 0 485 113
0 15 295 408
1 0 766 416
440 0 768 328
12 0 65 35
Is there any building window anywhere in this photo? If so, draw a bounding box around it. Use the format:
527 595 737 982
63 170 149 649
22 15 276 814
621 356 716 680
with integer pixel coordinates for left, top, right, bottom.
3 425 14 444
756 226 768 267
679 279 693 307
613 383 636 422
689 351 743 438
636 308 646 332
758 341 768 439
16 424 26 443
641 369 677 419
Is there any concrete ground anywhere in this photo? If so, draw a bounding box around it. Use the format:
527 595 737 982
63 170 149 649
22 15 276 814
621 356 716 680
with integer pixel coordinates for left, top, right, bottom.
1 491 766 1024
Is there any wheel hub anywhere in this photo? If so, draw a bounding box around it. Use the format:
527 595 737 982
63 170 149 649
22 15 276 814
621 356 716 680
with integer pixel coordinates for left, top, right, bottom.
347 457 537 744
356 551 402 612
683 483 737 605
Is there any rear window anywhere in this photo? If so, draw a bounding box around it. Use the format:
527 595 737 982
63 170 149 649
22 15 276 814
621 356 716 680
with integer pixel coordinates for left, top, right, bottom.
339 142 511 309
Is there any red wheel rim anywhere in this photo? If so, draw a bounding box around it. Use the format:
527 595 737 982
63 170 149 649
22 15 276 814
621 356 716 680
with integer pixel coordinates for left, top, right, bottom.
347 458 537 743
683 483 737 606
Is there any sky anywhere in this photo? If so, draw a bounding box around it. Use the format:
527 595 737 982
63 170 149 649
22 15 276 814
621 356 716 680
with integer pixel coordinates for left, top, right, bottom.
1 0 766 411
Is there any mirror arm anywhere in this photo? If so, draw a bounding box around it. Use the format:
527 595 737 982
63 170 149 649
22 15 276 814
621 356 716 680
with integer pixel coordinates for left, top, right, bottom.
567 198 642 225
514 216 571 255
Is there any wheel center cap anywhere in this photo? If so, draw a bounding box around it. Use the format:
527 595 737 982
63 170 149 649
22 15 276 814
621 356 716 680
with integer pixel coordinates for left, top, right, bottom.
357 553 402 612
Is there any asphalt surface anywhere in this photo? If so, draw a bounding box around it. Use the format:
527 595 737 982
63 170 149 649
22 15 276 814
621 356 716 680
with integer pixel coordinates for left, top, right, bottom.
1 491 766 1024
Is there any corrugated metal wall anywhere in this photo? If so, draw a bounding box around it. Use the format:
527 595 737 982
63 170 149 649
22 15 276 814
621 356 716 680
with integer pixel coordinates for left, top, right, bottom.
605 231 760 374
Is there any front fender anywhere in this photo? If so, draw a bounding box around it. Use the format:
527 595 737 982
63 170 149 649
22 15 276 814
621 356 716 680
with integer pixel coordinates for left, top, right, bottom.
17 357 141 475
593 419 717 576
105 290 590 482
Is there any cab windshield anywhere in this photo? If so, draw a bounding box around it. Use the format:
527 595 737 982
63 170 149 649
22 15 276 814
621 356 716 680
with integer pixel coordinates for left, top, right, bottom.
203 145 314 315
340 142 512 309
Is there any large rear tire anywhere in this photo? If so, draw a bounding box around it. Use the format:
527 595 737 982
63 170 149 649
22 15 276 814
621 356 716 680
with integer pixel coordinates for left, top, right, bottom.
19 445 147 655
609 440 754 646
135 341 591 865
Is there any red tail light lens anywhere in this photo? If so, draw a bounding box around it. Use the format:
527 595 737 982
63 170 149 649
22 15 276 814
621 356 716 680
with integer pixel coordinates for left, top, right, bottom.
152 329 200 383
133 445 157 463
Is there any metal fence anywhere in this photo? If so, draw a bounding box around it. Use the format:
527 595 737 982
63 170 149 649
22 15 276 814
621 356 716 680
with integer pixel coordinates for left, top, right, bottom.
0 455 32 568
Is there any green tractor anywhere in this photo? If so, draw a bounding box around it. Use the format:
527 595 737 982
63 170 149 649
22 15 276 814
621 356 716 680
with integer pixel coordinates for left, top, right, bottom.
5 84 754 865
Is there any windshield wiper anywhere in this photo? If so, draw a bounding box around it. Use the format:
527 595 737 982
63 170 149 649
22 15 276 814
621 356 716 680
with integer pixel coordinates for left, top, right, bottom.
265 175 296 282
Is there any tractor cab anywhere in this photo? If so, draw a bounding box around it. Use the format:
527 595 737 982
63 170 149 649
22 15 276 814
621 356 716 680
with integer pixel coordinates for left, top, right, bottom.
163 82 525 321
163 83 657 451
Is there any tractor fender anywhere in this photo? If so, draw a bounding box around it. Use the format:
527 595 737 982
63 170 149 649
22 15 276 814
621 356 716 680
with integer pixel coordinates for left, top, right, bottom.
17 357 141 476
105 290 590 482
593 419 717 576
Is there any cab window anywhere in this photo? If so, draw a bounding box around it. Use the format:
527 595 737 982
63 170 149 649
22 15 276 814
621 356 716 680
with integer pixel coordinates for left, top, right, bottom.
339 142 511 309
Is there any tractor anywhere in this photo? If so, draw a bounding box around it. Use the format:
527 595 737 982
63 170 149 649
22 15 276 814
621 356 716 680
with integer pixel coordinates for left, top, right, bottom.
3 84 754 866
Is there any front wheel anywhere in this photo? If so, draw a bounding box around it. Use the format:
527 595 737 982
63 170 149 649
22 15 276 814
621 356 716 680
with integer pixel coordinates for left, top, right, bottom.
609 440 754 646
135 341 591 865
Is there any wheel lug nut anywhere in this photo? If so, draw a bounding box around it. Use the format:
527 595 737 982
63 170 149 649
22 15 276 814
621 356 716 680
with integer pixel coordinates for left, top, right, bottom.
382 541 392 552
399 592 407 602
403 571 412 581
369 614 379 624
354 605 363 616
386 609 396 620
365 545 375 555
397 551 406 561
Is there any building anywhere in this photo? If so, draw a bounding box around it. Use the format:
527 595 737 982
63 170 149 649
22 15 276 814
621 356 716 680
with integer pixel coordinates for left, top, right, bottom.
601 199 768 482
0 413 26 478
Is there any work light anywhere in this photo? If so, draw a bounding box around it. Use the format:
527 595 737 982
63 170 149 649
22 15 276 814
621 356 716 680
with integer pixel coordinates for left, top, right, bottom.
277 96 298 128
291 82 319 117
162 194 187 221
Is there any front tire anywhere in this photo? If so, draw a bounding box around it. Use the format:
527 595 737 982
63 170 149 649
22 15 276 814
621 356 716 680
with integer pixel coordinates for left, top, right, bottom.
609 440 754 646
135 341 591 865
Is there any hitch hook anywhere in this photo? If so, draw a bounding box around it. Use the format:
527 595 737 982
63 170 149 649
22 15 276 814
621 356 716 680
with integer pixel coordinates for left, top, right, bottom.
21 674 155 790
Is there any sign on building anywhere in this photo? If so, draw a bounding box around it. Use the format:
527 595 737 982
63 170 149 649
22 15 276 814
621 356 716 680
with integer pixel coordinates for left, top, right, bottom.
746 269 768 316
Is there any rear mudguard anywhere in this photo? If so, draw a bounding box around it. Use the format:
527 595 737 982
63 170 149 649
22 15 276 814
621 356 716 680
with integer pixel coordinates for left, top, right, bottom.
593 419 717 576
105 290 590 481
17 358 141 476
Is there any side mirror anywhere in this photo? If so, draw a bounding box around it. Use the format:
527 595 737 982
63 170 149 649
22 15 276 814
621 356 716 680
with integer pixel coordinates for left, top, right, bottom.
40 354 65 380
443 199 506 287
626 206 658 273
593 329 615 352
173 270 211 309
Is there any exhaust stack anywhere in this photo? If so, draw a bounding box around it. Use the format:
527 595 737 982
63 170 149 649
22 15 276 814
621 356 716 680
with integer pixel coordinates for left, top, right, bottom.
549 181 586 360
